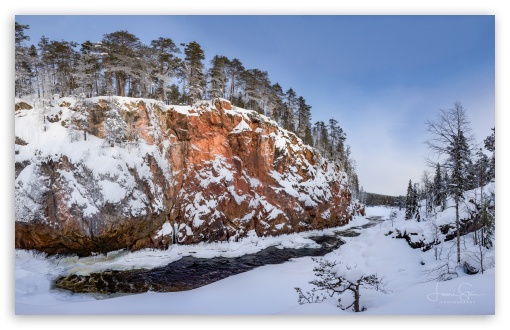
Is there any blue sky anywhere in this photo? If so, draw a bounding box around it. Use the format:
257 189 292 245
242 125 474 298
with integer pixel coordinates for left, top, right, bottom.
14 15 495 196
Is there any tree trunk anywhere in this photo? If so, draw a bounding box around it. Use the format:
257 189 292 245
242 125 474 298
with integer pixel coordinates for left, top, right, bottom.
480 243 484 274
118 73 126 97
230 74 235 103
353 283 361 312
159 79 165 100
456 196 460 264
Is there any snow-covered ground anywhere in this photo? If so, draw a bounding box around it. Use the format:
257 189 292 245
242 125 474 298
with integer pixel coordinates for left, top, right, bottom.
14 206 494 315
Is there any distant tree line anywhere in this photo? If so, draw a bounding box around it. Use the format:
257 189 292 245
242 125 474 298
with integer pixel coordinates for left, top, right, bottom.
14 23 360 198
359 191 404 208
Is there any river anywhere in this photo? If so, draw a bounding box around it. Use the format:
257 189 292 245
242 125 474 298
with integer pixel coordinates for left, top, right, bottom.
55 216 384 295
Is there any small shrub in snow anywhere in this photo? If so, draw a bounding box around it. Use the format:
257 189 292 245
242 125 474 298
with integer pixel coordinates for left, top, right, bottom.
420 241 459 281
295 258 387 312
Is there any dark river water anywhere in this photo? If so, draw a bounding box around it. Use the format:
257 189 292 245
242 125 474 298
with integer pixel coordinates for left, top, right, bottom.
54 216 383 295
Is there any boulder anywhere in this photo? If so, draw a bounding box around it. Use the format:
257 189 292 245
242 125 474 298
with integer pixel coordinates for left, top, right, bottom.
463 261 480 275
15 101 32 111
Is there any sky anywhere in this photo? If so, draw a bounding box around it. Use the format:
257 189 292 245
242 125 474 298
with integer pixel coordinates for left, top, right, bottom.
13 15 495 196
9 10 495 199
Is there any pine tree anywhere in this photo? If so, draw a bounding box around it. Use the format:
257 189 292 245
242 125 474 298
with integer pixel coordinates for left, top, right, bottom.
242 69 270 114
405 179 414 220
351 173 360 200
442 170 449 211
328 118 339 159
267 83 285 124
283 88 297 132
37 36 56 98
426 102 473 264
130 43 157 98
312 121 330 154
474 148 490 188
433 163 443 208
327 118 346 163
421 170 433 217
101 30 141 97
74 40 101 97
484 128 495 182
296 96 312 145
479 199 495 249
150 37 181 100
47 40 79 96
227 58 245 103
465 152 477 191
15 22 32 97
167 84 181 104
445 128 472 199
474 146 494 250
208 55 230 100
183 41 205 105
27 45 40 97
413 183 420 221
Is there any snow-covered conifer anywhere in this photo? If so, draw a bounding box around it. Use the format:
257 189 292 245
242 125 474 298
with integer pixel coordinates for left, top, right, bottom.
426 102 474 264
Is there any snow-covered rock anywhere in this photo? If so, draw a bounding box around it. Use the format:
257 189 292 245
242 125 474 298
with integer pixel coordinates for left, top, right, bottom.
230 119 252 134
15 96 362 255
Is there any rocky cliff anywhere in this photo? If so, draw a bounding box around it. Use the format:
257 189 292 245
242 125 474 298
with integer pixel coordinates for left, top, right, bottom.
15 96 363 256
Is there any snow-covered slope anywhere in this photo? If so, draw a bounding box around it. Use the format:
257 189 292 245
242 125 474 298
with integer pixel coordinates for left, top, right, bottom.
15 96 362 255
388 183 495 254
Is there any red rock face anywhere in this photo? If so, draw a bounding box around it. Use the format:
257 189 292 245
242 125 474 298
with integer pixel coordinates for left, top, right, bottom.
14 98 363 255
